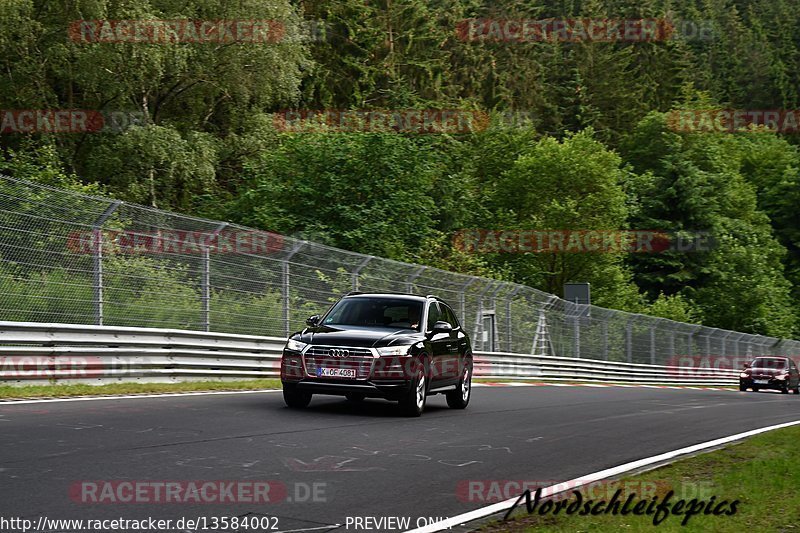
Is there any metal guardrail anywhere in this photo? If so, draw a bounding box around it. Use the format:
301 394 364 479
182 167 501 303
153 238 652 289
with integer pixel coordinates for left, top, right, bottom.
0 321 286 385
0 322 737 387
475 353 737 385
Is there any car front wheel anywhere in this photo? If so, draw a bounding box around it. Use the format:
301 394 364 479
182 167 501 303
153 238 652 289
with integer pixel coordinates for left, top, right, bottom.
283 384 312 408
399 365 427 417
447 364 472 409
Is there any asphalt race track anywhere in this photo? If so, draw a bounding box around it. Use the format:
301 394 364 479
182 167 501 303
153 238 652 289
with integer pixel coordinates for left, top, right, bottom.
2 385 800 532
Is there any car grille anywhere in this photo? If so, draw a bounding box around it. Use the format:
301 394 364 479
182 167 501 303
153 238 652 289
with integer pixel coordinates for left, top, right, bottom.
304 346 375 379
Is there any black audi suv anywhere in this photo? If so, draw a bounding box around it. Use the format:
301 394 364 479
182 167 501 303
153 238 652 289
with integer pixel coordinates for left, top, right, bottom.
280 293 473 416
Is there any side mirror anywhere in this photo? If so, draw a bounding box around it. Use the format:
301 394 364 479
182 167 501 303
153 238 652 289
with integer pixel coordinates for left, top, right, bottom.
306 315 320 327
431 321 453 335
742 363 750 369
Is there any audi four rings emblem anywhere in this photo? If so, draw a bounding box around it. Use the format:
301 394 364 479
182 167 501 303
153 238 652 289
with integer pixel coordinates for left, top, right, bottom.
329 348 350 358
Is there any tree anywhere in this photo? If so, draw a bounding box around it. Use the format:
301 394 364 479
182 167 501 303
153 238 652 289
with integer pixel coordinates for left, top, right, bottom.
621 111 797 335
229 132 442 260
480 129 641 310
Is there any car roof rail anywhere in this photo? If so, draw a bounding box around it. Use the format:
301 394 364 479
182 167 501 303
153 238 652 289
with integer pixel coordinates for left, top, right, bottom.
425 294 441 300
345 291 363 296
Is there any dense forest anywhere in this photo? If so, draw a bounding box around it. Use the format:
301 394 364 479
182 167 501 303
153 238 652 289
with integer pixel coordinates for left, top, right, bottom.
2 0 800 337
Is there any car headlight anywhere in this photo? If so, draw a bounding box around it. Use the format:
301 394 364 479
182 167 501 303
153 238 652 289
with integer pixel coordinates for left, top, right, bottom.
286 339 308 352
377 345 414 357
739 372 749 378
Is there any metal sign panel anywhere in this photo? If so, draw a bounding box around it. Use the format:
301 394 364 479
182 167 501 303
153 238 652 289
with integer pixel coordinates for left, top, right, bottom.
564 282 591 305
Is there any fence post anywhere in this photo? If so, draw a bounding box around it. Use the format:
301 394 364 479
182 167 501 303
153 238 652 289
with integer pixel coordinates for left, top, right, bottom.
650 325 656 365
668 330 675 359
475 281 496 351
351 255 372 291
601 319 608 360
488 283 503 352
720 331 731 359
405 266 426 294
626 320 633 363
201 222 228 332
459 278 476 327
505 286 522 352
282 241 306 337
92 200 121 326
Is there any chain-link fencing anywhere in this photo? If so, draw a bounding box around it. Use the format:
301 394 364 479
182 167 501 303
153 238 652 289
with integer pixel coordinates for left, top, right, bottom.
1 174 797 367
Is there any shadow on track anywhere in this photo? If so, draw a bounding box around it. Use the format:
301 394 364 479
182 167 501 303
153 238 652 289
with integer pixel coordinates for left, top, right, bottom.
278 396 453 418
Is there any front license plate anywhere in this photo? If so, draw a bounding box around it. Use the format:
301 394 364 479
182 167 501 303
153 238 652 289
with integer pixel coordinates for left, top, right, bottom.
754 379 769 385
317 367 356 379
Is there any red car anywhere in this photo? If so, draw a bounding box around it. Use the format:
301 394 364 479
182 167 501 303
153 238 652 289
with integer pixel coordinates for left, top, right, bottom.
739 356 800 394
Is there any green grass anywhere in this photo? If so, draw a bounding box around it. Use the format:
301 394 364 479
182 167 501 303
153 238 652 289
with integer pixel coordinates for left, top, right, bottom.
482 424 800 532
0 379 282 399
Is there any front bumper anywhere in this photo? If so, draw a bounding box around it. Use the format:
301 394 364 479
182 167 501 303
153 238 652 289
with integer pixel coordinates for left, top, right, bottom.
740 378 787 390
285 378 413 400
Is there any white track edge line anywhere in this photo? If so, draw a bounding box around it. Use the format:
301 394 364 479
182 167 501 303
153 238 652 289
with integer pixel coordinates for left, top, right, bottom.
404 418 800 533
0 389 282 405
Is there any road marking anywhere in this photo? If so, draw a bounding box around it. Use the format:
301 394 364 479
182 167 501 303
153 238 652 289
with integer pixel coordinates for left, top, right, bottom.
0 389 281 405
404 418 800 533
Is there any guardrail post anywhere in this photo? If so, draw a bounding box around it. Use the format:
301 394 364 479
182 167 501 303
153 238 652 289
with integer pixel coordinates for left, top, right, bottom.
92 200 121 326
201 222 228 332
282 241 306 337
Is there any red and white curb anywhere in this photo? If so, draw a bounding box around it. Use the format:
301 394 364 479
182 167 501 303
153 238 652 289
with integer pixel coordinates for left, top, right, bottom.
473 382 735 391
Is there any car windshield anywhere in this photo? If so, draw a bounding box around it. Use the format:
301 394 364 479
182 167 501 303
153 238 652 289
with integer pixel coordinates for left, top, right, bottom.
322 298 423 331
751 358 787 369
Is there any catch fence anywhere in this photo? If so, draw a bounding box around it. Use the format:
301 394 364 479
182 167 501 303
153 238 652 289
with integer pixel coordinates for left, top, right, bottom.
0 174 795 366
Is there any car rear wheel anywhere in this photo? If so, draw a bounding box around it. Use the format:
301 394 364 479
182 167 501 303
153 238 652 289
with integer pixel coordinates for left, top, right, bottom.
781 383 790 394
399 365 427 417
739 383 747 392
446 364 472 409
753 386 759 392
793 386 800 395
283 384 312 408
